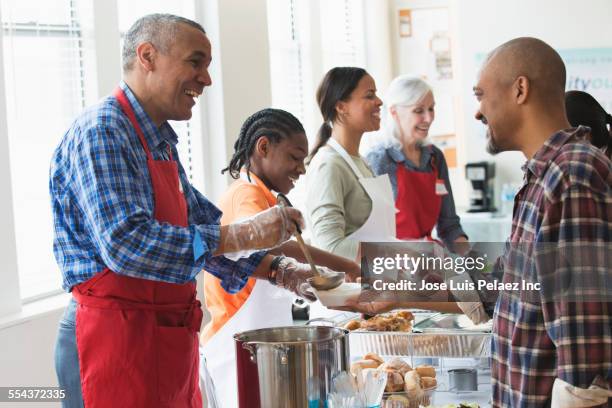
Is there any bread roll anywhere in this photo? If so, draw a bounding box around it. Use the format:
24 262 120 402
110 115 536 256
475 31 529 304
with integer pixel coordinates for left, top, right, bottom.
363 352 384 365
415 365 436 378
403 370 423 398
420 376 437 389
384 370 404 392
344 319 361 331
350 359 379 375
378 357 412 375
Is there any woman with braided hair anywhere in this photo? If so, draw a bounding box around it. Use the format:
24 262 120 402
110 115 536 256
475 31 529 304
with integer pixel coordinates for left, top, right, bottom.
199 108 360 407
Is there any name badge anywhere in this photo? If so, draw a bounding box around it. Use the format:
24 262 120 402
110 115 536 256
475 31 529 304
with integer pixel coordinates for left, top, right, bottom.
435 179 448 195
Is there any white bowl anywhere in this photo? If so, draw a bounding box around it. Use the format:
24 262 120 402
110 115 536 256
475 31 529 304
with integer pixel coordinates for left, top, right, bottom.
312 282 362 307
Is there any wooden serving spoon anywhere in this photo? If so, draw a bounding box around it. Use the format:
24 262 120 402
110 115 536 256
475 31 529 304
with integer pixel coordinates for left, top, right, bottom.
276 193 344 290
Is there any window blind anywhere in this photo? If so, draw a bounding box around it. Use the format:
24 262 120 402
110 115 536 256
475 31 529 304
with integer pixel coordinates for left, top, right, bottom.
267 0 306 123
1 0 91 299
319 0 366 70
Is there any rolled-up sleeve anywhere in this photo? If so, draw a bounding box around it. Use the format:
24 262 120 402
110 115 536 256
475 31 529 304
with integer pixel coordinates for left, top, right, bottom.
202 251 266 294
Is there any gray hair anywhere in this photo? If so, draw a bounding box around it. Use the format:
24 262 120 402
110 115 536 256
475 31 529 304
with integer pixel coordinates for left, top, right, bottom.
122 13 206 72
383 75 432 141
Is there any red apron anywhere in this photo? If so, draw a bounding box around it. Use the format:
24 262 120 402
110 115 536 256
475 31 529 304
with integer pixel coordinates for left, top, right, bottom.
72 87 203 407
395 152 445 240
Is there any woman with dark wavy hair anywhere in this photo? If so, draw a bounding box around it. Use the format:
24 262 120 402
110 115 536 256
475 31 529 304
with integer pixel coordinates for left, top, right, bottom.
565 90 611 158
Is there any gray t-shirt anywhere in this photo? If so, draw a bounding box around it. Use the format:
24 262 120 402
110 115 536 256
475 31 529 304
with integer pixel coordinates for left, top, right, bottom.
304 145 373 260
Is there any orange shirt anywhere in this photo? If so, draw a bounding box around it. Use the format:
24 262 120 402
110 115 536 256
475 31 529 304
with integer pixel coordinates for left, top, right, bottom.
200 172 276 344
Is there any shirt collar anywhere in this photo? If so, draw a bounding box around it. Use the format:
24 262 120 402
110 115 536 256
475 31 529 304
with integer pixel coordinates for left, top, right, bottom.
525 126 590 178
119 81 179 150
386 143 432 168
240 170 277 206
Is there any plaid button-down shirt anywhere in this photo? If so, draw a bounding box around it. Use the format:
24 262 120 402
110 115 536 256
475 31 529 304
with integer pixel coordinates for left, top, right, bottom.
50 82 265 293
490 126 612 407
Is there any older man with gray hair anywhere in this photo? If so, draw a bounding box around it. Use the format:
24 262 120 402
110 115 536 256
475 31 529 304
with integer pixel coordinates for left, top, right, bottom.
50 14 311 407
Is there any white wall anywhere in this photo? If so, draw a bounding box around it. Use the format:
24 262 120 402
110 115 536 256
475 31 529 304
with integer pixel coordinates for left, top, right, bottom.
450 0 612 207
0 308 64 408
199 0 273 203
0 7 20 317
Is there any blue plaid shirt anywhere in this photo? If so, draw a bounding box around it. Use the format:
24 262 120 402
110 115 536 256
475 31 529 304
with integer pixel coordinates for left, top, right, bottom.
50 82 265 293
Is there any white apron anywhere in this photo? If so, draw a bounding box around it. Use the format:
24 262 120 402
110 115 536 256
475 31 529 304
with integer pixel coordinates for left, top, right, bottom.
200 175 294 408
327 138 397 241
201 280 293 408
308 139 399 320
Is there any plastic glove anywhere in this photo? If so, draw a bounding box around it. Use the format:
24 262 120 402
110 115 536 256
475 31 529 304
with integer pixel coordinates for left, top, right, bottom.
222 206 304 257
275 257 344 302
330 289 399 315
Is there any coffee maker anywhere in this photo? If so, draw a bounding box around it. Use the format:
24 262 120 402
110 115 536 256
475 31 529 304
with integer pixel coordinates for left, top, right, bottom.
465 161 495 212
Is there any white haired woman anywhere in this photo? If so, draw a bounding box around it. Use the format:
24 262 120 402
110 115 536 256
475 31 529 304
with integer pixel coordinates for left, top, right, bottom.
366 76 468 253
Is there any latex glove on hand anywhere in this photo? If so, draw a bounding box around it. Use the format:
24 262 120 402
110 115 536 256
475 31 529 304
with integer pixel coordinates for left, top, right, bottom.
274 257 344 302
331 289 398 315
222 206 304 258
343 262 362 283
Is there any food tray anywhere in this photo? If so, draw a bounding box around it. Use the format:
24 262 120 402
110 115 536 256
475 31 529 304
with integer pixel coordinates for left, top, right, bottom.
352 313 491 358
349 331 491 358
312 312 492 359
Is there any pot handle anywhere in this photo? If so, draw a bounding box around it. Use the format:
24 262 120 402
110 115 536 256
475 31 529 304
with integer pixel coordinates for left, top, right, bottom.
273 344 290 365
242 342 258 363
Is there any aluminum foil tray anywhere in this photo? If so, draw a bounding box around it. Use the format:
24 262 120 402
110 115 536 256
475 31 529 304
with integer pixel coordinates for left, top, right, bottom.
349 331 490 358
345 313 492 358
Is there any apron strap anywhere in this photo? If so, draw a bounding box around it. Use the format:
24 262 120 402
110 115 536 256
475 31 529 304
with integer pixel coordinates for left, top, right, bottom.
166 143 174 161
429 146 439 179
239 171 257 185
327 138 367 179
239 170 279 200
113 87 153 161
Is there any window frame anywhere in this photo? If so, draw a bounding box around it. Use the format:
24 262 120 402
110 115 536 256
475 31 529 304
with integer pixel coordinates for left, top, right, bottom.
0 0 211 315
0 0 92 304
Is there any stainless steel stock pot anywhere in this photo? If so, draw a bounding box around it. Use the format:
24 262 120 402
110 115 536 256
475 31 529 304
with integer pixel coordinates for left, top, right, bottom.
234 325 349 408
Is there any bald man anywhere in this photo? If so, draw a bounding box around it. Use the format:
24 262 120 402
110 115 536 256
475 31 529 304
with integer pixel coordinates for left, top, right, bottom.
473 37 612 407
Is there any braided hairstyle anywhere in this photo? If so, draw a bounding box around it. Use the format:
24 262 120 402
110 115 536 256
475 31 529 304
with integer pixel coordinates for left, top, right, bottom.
222 108 305 179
